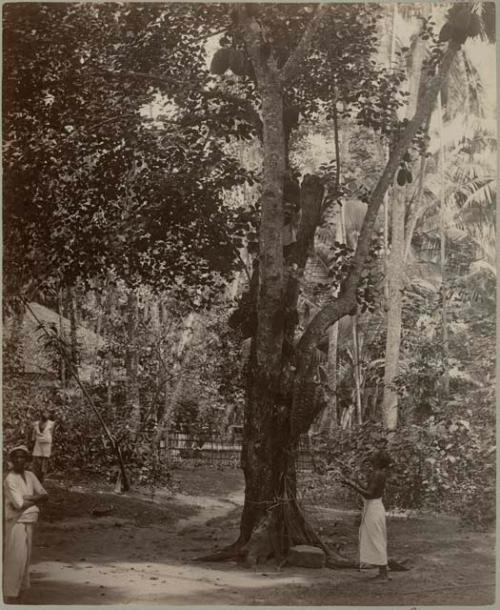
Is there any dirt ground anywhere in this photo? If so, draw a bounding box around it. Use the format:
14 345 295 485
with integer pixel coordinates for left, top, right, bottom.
19 467 495 606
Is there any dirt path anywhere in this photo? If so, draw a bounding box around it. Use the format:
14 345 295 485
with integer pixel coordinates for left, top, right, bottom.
21 469 495 606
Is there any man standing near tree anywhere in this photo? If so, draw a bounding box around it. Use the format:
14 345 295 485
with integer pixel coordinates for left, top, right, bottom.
342 450 391 581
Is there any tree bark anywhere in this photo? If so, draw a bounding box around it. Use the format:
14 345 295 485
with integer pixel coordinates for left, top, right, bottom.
238 174 324 550
236 9 289 549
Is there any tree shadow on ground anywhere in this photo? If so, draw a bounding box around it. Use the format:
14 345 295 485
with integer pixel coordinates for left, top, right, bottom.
27 473 495 606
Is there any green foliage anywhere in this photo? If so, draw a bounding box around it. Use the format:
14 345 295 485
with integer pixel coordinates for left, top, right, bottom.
3 382 109 476
3 3 253 303
316 418 495 528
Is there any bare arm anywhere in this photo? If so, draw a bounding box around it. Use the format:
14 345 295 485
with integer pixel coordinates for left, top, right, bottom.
24 493 48 504
4 477 37 510
343 470 385 500
25 472 49 503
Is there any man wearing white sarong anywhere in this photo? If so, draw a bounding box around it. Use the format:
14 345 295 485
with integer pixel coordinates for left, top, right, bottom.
3 445 48 603
342 450 391 581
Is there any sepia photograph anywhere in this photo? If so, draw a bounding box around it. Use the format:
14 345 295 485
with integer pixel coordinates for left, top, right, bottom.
2 1 497 606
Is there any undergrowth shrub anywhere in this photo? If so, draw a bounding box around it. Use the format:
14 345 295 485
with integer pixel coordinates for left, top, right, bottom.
313 418 495 529
2 379 172 487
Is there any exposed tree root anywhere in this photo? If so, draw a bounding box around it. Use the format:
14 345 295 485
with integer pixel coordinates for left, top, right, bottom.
193 541 245 563
195 492 360 569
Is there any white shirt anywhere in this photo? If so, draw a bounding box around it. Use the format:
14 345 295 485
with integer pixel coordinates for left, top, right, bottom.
4 470 47 523
33 419 55 444
33 420 55 458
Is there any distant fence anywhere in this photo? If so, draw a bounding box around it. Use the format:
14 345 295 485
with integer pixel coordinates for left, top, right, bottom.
160 431 322 471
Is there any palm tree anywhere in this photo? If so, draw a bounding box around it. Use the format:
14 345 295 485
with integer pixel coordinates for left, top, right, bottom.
382 1 496 427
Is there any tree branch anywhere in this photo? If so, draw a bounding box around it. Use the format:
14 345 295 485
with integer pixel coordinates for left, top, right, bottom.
95 66 187 89
280 4 329 84
297 40 462 362
95 67 263 136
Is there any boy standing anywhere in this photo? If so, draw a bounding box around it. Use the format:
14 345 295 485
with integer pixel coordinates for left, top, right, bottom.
342 449 391 581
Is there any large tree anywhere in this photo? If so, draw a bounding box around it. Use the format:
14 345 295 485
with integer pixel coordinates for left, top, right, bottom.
4 1 494 561
210 2 493 561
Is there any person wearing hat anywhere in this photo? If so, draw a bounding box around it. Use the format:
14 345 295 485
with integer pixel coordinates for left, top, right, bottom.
3 445 48 603
341 449 391 581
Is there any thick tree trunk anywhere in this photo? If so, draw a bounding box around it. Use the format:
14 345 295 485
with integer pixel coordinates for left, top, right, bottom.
235 17 289 549
125 290 141 438
238 174 329 558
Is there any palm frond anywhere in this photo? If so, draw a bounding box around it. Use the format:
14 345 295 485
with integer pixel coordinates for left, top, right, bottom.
471 1 496 43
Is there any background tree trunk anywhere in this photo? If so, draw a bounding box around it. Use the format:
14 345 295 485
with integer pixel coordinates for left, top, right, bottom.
320 322 339 430
126 290 141 438
154 312 196 449
319 202 345 432
352 314 363 425
5 304 25 375
438 91 450 396
67 286 79 368
382 189 405 430
58 286 66 387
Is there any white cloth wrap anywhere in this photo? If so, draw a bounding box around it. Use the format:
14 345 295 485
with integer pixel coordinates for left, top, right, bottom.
3 471 47 597
3 522 34 597
359 498 387 566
